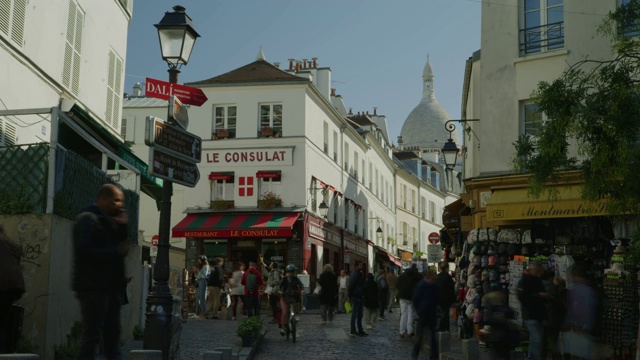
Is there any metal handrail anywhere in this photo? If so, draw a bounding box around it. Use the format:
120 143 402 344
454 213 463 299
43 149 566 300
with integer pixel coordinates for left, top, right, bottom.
520 21 565 55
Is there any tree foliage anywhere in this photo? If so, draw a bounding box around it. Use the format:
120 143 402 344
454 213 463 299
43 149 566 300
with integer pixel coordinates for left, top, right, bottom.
512 0 640 217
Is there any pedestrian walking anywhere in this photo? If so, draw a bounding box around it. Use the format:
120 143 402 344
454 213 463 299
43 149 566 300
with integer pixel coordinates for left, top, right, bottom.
397 264 421 338
336 270 350 313
229 261 245 320
207 257 223 319
266 262 282 324
0 226 25 354
194 255 210 320
241 261 264 317
317 264 338 324
516 261 549 360
348 261 368 336
562 266 596 360
376 269 389 320
436 261 456 332
483 287 520 359
411 269 440 360
72 184 129 360
386 270 398 313
363 273 379 330
541 269 563 359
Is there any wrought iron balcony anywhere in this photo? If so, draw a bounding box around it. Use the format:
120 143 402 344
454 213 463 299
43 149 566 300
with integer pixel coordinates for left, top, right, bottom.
520 21 564 56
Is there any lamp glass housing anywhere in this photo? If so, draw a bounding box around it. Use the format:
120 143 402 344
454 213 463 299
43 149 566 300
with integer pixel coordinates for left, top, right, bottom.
318 200 329 217
155 6 200 66
441 139 460 171
376 226 383 240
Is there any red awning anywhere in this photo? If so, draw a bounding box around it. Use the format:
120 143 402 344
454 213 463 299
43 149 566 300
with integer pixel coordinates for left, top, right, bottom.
209 172 232 181
256 171 281 179
172 212 300 238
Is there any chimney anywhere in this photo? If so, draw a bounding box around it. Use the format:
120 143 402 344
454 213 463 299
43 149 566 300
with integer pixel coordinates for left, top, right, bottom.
274 62 280 69
373 107 377 116
133 82 143 97
348 108 353 115
366 111 369 115
288 59 295 70
302 59 308 69
295 61 301 72
357 111 360 116
331 88 336 96
312 57 317 68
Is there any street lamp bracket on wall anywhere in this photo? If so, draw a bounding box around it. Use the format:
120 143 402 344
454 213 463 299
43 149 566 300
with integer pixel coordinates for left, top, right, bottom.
309 186 329 218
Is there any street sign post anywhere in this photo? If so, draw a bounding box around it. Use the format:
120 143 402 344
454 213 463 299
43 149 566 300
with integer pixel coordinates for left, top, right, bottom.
145 116 201 163
145 77 208 106
149 147 200 187
427 244 442 263
168 95 189 129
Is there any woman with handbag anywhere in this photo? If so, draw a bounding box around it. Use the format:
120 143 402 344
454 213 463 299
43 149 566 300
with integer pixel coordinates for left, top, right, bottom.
266 262 282 324
317 264 338 324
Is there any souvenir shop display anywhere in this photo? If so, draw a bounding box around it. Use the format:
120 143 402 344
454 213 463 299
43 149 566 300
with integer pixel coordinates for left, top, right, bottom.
602 247 639 354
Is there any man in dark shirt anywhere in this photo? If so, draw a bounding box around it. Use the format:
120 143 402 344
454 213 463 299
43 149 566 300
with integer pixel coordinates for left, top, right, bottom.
517 261 549 360
348 261 367 336
436 261 456 332
412 269 440 360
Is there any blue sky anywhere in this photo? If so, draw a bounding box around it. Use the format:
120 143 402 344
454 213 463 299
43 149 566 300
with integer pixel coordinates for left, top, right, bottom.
124 0 481 143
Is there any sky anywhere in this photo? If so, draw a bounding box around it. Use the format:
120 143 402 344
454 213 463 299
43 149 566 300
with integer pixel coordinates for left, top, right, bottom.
124 0 482 143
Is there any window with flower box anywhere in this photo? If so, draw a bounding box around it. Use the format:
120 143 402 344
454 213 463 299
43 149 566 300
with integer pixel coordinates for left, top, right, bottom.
258 104 282 138
257 171 282 208
213 105 236 139
209 172 235 209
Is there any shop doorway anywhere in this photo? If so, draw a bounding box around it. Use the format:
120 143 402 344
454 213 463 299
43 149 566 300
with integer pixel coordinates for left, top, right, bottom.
232 249 259 268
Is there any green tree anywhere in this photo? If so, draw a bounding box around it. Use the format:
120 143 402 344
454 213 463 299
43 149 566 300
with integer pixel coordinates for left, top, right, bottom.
512 0 640 218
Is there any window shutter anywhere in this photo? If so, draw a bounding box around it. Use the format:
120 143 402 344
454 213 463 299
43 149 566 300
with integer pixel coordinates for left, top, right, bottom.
0 0 10 37
0 118 17 147
113 56 123 129
62 1 83 95
10 0 26 45
71 9 83 94
105 51 115 126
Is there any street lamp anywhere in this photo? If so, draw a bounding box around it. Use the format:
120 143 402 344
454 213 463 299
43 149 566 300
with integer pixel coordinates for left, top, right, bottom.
441 119 480 188
154 5 200 69
318 200 329 217
376 226 383 241
144 5 199 358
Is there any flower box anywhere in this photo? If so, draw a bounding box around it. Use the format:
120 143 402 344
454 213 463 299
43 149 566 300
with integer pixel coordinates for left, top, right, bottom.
261 127 273 137
217 129 229 138
209 199 234 210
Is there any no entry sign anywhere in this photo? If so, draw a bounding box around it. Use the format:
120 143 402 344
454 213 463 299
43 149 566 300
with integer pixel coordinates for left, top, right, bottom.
428 232 440 245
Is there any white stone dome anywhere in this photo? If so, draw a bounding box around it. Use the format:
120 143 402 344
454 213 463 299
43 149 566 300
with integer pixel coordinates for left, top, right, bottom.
400 55 459 151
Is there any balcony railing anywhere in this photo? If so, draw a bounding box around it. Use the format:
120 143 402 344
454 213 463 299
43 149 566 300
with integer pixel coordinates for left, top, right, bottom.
520 21 564 56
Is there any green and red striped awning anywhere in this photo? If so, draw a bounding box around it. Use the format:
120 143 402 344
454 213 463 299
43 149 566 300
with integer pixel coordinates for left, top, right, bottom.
172 213 300 238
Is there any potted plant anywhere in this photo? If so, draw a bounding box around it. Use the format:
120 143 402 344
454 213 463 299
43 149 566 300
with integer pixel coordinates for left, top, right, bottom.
217 128 229 138
210 198 234 210
237 316 263 346
261 126 273 137
258 191 282 209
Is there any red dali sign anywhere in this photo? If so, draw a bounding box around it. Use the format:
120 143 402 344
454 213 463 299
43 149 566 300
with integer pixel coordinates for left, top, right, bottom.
145 77 208 107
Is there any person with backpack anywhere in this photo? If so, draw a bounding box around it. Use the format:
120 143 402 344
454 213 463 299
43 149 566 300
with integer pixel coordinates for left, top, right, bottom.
207 257 224 319
241 261 264 317
377 269 389 320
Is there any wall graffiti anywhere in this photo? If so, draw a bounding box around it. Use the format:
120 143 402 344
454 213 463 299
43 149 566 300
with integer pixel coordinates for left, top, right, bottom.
15 215 50 267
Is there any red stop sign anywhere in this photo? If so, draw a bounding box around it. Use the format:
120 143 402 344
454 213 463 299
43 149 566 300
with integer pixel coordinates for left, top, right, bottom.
151 235 159 246
428 232 440 245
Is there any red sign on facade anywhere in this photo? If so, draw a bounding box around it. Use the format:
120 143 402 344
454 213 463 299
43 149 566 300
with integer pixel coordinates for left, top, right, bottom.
173 229 292 238
145 77 208 107
428 232 440 244
151 235 159 246
238 176 254 197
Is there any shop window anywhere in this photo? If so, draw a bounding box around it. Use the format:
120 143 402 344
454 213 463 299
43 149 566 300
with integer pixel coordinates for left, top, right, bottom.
213 105 237 139
257 171 282 205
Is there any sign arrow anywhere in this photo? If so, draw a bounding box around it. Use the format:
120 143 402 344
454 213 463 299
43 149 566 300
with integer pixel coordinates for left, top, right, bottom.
145 77 208 107
149 148 200 188
145 116 201 163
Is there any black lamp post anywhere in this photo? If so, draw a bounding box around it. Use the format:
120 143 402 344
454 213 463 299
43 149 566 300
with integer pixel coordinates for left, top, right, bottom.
144 6 199 358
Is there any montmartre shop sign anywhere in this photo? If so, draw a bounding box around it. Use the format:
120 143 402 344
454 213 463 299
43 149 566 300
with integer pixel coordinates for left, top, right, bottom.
308 222 341 247
179 229 291 238
204 147 293 166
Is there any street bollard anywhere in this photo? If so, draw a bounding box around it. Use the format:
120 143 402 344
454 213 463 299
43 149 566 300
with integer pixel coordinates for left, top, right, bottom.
0 355 40 360
213 347 232 360
461 338 479 360
129 350 162 360
202 351 223 360
437 332 451 353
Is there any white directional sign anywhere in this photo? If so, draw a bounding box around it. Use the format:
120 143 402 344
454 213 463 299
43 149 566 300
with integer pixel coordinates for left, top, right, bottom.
427 244 442 263
149 148 200 188
145 116 201 163
168 95 189 130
